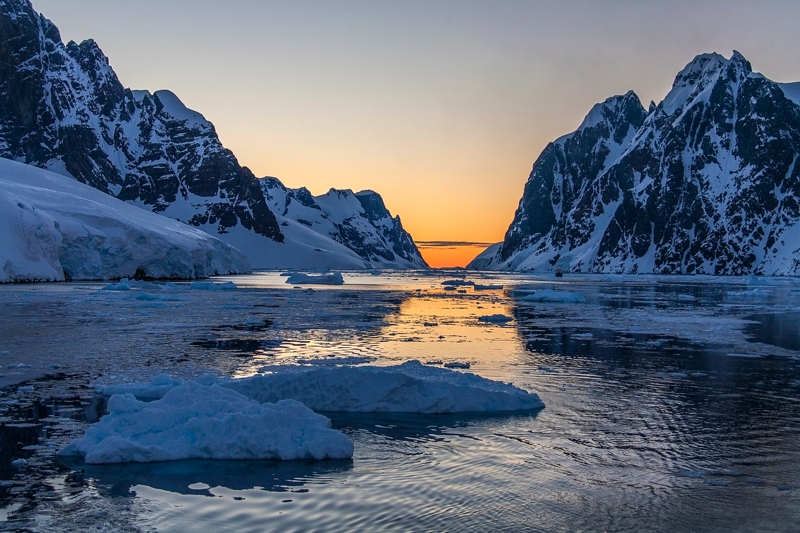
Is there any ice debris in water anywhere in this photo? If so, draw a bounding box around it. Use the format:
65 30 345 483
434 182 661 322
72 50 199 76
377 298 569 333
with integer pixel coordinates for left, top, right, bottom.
441 280 475 286
285 272 344 285
443 362 470 369
473 284 503 290
100 361 544 414
478 314 514 324
189 281 237 291
727 289 769 298
60 381 353 464
517 289 586 303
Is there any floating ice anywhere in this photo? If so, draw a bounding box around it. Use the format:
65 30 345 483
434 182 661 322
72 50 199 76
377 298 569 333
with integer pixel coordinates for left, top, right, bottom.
60 381 353 464
478 314 514 324
441 280 475 286
518 289 586 303
728 289 769 298
285 272 344 285
188 281 237 291
98 374 185 400
473 284 503 290
103 362 544 414
443 362 470 369
229 361 543 413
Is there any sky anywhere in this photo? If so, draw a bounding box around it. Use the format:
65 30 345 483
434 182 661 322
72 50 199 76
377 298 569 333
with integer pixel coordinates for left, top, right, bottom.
32 0 800 267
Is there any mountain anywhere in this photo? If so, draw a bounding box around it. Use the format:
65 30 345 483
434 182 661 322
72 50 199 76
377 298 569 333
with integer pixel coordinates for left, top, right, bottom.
260 178 428 269
0 157 250 282
472 52 800 276
0 0 425 270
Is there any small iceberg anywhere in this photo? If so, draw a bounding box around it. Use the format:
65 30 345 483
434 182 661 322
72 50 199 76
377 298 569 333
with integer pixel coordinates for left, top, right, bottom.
101 361 544 414
473 284 503 290
441 280 475 286
478 314 514 324
443 361 470 369
518 289 585 303
285 272 344 285
60 381 353 464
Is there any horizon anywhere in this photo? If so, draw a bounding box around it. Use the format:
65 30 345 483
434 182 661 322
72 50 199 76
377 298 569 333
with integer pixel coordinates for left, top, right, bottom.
29 0 800 267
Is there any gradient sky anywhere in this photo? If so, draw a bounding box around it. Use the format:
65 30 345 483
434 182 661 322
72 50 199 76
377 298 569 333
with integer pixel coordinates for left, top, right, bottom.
32 0 800 266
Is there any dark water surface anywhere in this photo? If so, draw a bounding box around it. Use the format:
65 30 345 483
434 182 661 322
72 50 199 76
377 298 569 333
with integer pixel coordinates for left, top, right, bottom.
0 272 798 531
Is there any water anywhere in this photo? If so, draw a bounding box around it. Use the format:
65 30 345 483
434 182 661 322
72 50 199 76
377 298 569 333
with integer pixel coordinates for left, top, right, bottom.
0 272 798 531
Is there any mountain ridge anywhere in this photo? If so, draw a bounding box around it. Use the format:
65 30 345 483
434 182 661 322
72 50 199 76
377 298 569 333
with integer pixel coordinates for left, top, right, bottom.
472 51 800 276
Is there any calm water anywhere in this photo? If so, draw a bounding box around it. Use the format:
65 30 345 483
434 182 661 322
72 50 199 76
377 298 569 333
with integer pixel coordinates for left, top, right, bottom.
0 272 799 532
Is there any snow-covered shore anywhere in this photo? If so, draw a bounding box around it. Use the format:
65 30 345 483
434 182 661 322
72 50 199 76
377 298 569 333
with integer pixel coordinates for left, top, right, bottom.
0 158 250 282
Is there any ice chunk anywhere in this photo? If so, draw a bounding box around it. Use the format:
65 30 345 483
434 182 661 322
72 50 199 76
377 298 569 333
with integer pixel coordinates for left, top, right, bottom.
443 362 470 369
518 289 585 303
102 279 133 291
285 272 344 285
727 289 769 298
473 284 503 290
478 314 514 323
441 280 475 286
228 361 544 413
59 381 353 464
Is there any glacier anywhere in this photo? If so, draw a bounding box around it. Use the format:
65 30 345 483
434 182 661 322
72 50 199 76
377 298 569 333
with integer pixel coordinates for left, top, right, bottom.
0 158 250 282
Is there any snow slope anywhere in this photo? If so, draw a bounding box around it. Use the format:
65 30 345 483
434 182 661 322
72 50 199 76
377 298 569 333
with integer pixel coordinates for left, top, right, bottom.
0 158 250 282
261 178 428 269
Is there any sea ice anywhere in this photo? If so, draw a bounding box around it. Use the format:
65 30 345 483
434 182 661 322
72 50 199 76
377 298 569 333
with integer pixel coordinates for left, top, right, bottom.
188 281 237 291
441 280 475 286
473 284 504 290
285 272 344 285
517 289 586 303
60 381 353 464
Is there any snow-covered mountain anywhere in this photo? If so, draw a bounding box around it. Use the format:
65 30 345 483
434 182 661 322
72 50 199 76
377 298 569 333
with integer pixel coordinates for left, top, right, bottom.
0 0 425 270
0 157 250 282
472 52 800 275
260 178 428 269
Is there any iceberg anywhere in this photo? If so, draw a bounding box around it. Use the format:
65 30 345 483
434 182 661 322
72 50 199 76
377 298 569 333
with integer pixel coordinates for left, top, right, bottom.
478 314 514 324
98 361 545 414
285 272 345 285
60 381 353 464
224 361 543 413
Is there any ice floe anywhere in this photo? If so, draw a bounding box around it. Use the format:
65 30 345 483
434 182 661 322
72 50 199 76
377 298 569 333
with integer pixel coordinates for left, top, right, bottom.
285 272 344 285
60 381 353 464
99 361 544 414
478 314 514 324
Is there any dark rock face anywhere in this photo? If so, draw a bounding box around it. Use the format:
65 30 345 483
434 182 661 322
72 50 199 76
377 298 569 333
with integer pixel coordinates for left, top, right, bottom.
482 52 800 275
261 178 428 268
0 0 282 243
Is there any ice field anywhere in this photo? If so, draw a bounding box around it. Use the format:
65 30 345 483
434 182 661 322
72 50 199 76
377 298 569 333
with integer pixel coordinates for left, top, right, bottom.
0 271 799 531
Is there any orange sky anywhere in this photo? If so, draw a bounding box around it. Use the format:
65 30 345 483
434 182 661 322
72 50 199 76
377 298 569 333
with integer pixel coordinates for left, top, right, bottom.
32 1 800 270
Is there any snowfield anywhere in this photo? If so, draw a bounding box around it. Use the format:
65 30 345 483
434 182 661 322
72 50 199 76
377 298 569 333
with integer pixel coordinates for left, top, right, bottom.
0 158 250 282
59 381 353 463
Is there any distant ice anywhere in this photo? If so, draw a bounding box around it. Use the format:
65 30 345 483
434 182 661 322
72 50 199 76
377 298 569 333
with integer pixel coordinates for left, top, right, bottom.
60 381 353 464
728 289 769 298
188 281 237 291
473 284 503 290
517 289 586 303
285 272 344 285
441 280 475 286
478 314 514 324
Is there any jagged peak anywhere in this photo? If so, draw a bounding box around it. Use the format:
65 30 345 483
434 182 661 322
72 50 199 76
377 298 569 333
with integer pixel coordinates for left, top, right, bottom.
662 51 752 115
151 90 208 125
576 90 643 132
